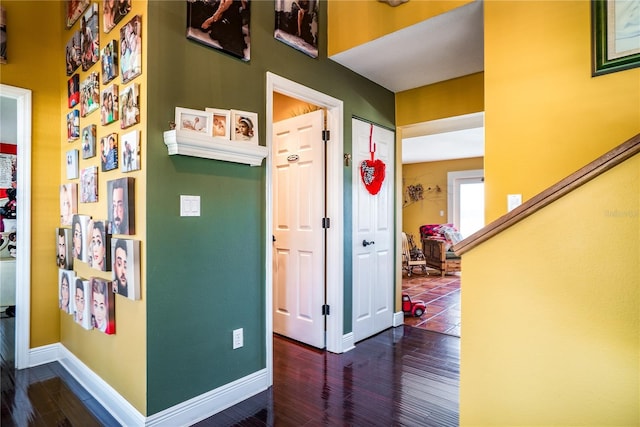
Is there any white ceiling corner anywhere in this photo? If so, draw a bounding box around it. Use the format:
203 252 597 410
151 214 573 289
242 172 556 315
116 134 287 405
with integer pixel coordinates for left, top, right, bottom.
328 1 485 164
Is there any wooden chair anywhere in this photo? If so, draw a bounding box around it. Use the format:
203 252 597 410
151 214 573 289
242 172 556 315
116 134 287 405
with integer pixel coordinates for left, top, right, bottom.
422 238 461 277
402 232 427 276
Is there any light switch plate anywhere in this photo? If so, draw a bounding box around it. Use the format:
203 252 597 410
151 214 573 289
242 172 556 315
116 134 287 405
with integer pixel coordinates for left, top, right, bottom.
180 195 200 217
507 194 522 212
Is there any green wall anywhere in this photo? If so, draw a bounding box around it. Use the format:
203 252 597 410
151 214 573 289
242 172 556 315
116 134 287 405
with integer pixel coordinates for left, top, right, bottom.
146 1 394 414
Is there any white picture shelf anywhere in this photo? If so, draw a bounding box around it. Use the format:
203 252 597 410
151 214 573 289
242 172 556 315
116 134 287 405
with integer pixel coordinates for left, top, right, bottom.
163 130 268 166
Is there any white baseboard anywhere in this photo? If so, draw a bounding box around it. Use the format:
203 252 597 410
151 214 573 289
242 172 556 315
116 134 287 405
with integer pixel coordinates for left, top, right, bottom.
28 343 60 367
146 369 269 427
29 344 269 427
393 311 405 327
57 345 145 426
342 332 355 353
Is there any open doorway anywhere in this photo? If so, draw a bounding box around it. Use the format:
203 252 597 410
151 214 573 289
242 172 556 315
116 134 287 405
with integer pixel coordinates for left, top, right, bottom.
399 112 484 337
265 72 346 385
0 84 32 369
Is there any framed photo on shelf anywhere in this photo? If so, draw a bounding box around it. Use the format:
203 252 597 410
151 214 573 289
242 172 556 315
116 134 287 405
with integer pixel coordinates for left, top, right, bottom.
205 108 231 139
120 15 142 83
101 133 119 172
101 84 119 125
101 40 119 84
80 72 100 117
81 124 96 159
120 83 140 129
175 107 210 134
120 129 140 172
80 3 99 71
230 109 258 144
186 0 251 61
592 0 640 76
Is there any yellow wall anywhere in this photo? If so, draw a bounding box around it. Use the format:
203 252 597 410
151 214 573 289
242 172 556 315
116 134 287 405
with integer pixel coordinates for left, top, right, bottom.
460 154 639 426
327 0 473 56
402 157 483 237
0 0 62 347
484 1 640 222
396 72 484 127
58 1 148 413
273 92 321 122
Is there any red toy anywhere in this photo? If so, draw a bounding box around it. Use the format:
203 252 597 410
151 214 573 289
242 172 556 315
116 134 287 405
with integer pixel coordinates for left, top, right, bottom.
402 294 426 317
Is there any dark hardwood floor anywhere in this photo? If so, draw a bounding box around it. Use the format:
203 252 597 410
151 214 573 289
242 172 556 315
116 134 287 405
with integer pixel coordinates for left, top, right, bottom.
197 327 459 426
2 318 459 426
1 316 120 427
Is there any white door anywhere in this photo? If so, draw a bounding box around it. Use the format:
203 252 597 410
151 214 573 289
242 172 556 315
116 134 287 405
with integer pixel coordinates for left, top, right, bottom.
352 119 394 343
273 110 326 348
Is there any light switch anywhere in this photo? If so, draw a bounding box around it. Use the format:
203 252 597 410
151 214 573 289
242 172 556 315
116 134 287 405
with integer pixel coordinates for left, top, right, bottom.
180 195 201 217
507 194 522 212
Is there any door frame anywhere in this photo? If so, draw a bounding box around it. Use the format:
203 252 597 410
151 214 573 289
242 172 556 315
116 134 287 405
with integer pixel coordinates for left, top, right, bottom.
265 73 345 384
1 84 32 369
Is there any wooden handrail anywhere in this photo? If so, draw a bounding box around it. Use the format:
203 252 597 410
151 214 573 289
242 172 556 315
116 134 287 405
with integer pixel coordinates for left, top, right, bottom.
454 133 640 255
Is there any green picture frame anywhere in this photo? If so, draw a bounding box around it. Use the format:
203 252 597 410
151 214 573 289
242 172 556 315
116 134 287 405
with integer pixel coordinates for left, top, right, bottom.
592 0 640 76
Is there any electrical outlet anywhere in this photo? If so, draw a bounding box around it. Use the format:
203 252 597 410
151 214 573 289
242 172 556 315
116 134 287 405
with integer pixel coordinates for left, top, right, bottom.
233 328 243 349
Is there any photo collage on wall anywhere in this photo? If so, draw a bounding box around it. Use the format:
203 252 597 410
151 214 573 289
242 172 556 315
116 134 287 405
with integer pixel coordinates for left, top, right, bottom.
59 0 140 336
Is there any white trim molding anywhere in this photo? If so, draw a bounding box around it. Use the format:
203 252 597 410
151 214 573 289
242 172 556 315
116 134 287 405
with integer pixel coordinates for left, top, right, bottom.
0 84 32 370
265 72 345 375
393 311 405 327
30 344 268 427
342 332 355 353
58 345 145 427
146 369 268 427
163 130 268 166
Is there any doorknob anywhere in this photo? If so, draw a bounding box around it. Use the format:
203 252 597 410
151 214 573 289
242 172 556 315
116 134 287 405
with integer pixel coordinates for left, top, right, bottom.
362 240 375 247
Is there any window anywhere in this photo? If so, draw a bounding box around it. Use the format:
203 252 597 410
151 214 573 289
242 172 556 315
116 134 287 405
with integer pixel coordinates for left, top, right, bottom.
448 169 484 238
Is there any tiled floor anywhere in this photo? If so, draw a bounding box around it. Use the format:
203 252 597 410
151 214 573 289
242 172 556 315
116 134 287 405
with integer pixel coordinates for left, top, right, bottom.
402 268 461 337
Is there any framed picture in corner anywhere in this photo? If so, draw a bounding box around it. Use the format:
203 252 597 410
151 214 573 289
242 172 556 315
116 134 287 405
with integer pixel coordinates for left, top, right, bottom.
176 107 211 134
230 109 258 144
592 0 640 76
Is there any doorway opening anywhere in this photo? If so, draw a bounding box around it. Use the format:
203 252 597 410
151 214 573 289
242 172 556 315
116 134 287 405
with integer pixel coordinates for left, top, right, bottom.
265 72 345 384
0 84 32 369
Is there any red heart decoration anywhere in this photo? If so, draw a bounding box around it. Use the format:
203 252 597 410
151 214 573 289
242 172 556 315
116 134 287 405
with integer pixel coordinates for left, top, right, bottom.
360 159 386 195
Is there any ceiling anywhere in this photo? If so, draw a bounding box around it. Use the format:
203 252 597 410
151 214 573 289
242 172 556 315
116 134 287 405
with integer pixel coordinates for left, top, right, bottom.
329 0 485 163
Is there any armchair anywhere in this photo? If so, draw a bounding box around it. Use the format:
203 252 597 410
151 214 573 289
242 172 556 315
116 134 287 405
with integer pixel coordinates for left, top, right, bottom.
419 224 462 276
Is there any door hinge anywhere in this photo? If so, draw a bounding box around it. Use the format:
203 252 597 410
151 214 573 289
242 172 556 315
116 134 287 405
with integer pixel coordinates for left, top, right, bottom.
322 217 330 229
322 130 330 141
322 304 330 316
